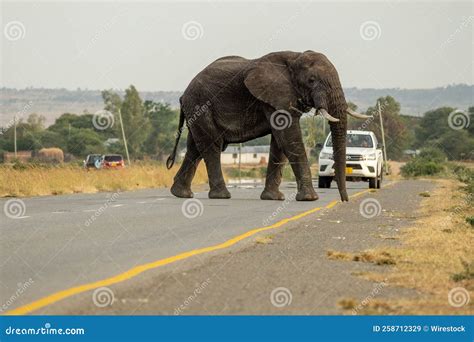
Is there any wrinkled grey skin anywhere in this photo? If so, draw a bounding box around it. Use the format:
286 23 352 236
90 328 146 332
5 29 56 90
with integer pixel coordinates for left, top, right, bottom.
167 50 349 202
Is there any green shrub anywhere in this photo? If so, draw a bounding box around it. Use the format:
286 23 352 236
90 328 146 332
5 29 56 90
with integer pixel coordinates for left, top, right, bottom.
466 216 474 227
401 159 444 177
418 147 446 163
448 164 474 198
401 148 446 177
451 259 474 282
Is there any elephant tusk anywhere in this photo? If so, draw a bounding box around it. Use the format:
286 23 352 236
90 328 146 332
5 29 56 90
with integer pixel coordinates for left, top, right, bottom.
318 109 340 122
346 108 372 119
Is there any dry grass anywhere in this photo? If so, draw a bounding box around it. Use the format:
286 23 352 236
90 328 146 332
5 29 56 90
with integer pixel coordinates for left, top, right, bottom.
338 297 398 314
327 250 396 265
335 178 474 315
255 235 274 244
0 163 208 197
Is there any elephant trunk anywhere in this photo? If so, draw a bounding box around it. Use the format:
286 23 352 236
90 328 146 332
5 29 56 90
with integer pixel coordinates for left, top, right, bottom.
326 82 349 202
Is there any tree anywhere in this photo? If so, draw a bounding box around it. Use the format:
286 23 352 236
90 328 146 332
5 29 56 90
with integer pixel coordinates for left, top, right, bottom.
143 101 178 160
26 113 46 132
467 106 474 136
415 107 453 145
101 90 122 138
38 131 65 149
48 113 95 132
101 90 122 115
119 85 149 158
355 96 409 160
67 128 105 156
0 114 47 151
415 107 474 160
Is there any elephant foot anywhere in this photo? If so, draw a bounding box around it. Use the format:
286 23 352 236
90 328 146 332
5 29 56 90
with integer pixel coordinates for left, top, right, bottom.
170 182 193 198
209 187 231 199
260 188 285 201
296 186 319 201
339 189 349 202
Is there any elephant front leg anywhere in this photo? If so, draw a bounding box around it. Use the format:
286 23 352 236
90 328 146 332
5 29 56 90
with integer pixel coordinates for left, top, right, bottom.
272 119 318 201
261 136 286 200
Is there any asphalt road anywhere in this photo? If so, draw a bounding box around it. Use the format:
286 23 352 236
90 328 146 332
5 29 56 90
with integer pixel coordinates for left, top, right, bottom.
0 180 381 314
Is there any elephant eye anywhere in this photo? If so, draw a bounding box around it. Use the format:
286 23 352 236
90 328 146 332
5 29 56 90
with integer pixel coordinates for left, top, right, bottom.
308 77 317 86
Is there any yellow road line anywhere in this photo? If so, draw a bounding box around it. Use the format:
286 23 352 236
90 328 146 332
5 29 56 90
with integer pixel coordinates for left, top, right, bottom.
7 188 371 315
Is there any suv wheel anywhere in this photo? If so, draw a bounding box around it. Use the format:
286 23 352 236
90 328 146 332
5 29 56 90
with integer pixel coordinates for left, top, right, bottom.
369 174 377 189
318 176 332 188
376 168 383 189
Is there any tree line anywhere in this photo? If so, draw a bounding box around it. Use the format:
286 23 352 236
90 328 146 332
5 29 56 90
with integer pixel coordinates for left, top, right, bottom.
0 85 181 161
0 85 472 162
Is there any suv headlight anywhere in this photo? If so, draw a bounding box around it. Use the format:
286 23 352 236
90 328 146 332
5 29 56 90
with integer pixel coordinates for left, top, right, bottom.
320 152 333 160
364 153 377 160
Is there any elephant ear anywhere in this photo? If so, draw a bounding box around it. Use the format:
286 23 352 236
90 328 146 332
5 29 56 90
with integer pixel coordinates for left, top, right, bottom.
244 60 299 111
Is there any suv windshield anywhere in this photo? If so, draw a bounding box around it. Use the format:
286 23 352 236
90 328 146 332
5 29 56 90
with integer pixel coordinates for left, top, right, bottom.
104 155 123 162
325 133 374 148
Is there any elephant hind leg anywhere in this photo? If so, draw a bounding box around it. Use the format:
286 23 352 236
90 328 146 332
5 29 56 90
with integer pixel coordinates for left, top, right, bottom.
195 138 230 199
261 136 286 201
170 133 201 198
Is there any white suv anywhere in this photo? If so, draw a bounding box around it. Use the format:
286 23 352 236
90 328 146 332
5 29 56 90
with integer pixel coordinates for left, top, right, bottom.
318 130 384 189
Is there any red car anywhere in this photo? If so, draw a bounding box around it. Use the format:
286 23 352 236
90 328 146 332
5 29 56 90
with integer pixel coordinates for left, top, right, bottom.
101 154 125 169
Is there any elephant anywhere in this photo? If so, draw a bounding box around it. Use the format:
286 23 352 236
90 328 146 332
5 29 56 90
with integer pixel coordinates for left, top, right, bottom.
166 50 370 202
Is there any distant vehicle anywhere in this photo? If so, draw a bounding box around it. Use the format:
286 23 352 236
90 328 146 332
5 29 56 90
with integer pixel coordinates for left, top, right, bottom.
100 154 125 169
318 130 384 189
83 154 102 169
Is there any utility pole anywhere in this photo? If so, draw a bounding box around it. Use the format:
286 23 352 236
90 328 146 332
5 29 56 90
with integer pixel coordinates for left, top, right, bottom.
322 116 326 138
118 109 131 166
238 143 242 185
13 115 17 158
377 101 389 175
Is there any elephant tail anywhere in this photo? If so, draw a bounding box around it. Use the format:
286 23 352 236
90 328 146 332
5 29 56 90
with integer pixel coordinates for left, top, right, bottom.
166 100 185 169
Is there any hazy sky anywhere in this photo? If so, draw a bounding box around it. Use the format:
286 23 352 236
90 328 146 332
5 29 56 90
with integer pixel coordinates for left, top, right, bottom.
1 0 472 91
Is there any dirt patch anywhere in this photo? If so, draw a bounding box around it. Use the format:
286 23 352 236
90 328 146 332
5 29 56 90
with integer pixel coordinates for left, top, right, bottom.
386 160 405 180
